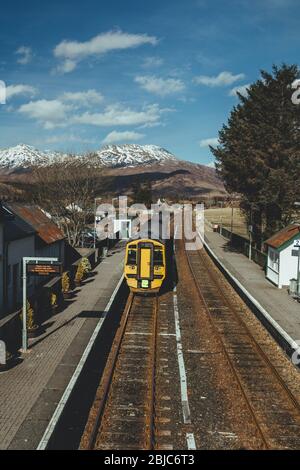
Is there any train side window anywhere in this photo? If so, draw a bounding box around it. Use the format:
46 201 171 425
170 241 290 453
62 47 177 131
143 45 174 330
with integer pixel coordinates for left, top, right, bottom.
127 249 137 265
154 249 164 266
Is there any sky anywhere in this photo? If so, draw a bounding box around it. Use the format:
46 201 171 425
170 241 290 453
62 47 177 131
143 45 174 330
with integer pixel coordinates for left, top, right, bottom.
0 0 300 165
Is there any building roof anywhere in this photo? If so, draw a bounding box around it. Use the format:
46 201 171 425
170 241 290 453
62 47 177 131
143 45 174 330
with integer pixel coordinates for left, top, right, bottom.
7 203 65 245
0 202 14 222
4 210 36 242
265 224 300 250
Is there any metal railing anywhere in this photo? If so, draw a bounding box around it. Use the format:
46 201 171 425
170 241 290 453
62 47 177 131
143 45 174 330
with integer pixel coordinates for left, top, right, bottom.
218 226 267 269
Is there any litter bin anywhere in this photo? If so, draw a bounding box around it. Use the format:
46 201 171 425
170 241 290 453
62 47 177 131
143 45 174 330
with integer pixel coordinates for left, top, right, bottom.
103 247 108 258
289 278 298 296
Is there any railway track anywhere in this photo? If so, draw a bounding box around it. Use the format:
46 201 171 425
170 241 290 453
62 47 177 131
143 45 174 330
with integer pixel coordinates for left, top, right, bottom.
80 293 158 450
184 242 300 449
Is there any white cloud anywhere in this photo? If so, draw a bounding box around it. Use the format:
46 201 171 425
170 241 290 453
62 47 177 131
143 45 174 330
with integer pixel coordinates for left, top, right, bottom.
42 134 96 144
194 71 245 87
60 89 104 106
73 103 166 127
18 99 72 129
54 30 158 73
134 75 185 96
142 56 164 68
6 84 37 100
229 83 250 97
199 137 219 147
16 46 33 65
102 130 145 144
56 59 77 74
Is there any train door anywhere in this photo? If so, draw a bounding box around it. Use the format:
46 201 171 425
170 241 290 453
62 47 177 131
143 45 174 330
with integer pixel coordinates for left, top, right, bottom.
140 247 151 279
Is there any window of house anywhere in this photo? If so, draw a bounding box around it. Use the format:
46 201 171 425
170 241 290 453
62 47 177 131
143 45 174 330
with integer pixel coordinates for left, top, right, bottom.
268 248 279 273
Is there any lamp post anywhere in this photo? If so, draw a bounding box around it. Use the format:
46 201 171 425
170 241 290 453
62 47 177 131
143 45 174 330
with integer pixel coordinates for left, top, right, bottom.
110 197 119 249
248 203 254 261
294 202 300 296
93 197 102 249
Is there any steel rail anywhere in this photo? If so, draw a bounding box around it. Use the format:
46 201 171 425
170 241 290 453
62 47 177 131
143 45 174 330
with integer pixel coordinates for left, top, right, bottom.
81 293 158 450
182 241 270 449
146 295 158 450
83 292 135 450
196 246 300 417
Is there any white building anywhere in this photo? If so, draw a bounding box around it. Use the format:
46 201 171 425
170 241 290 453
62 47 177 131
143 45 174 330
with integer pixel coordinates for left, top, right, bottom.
265 224 300 289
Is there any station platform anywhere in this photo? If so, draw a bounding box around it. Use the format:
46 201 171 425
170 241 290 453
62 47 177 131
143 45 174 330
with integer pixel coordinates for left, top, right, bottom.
0 244 125 450
203 221 300 346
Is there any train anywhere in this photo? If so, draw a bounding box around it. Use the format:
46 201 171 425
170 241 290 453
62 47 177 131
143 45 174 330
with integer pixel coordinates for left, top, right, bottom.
124 238 166 294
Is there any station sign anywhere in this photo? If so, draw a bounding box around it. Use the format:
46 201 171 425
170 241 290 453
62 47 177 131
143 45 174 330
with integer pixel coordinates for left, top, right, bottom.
26 261 62 276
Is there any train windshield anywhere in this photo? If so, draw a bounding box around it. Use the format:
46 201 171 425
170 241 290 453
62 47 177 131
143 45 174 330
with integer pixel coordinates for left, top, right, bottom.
127 249 137 265
154 249 164 266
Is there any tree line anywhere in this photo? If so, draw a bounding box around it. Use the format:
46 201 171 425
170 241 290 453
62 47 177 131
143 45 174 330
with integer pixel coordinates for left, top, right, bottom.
6 159 155 247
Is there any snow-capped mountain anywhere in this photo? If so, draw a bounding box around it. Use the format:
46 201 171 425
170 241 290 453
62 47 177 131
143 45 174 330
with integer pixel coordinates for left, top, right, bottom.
95 144 178 167
0 144 72 170
0 143 225 200
0 144 49 169
0 143 178 172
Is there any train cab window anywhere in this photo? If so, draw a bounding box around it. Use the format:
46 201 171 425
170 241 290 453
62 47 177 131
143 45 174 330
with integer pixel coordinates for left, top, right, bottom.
154 249 164 266
127 249 137 265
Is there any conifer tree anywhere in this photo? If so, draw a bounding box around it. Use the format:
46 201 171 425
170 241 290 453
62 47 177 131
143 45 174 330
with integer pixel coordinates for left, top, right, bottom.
211 64 300 245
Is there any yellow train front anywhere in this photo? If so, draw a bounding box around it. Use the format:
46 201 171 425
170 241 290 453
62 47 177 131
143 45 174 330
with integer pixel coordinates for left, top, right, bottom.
125 239 166 294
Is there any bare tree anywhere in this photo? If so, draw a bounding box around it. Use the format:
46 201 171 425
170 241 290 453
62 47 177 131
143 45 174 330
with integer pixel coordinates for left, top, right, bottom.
30 157 103 246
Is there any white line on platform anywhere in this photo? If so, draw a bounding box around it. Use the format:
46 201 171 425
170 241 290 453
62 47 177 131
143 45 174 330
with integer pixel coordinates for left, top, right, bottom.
186 433 197 450
37 274 124 450
199 231 298 353
172 242 191 425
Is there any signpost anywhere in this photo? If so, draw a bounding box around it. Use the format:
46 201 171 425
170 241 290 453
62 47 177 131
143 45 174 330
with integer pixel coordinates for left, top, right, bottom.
22 257 60 353
26 261 62 276
292 240 300 298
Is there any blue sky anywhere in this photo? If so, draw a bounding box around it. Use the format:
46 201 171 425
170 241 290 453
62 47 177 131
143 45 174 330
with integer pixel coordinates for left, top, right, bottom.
0 0 299 165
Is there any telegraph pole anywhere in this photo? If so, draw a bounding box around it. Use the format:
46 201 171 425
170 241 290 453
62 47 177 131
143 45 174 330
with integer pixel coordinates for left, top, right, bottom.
294 203 300 296
93 197 102 249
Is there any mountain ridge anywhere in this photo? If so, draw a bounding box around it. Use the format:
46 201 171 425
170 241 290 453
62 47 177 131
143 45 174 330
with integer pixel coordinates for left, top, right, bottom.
0 143 181 171
0 143 225 200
